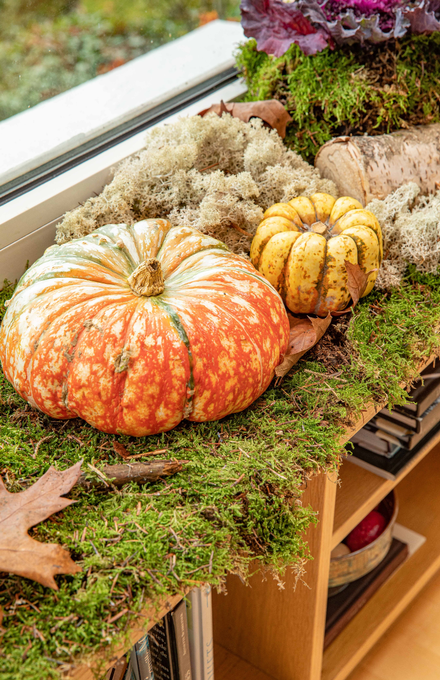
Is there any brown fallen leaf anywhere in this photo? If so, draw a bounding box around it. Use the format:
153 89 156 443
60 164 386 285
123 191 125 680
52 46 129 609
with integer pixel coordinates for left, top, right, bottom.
198 99 292 138
0 461 83 590
275 313 332 379
331 261 377 316
344 260 377 308
113 440 130 459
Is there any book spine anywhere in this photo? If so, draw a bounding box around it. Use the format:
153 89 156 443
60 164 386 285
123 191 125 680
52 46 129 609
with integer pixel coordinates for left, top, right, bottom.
135 634 154 680
165 612 178 680
110 657 129 680
129 647 141 680
201 586 214 680
125 658 139 680
187 587 214 680
172 601 193 680
187 589 202 680
149 617 173 680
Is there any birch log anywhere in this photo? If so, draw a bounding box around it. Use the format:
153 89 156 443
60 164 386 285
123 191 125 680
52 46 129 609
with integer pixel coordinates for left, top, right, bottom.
315 124 440 205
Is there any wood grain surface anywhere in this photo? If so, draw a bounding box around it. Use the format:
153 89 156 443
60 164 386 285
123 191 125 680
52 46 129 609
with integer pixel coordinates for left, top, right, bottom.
213 471 337 680
323 442 440 680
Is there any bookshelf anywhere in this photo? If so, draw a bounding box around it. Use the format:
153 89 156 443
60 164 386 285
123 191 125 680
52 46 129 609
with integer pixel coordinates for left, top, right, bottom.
323 448 440 680
212 353 440 680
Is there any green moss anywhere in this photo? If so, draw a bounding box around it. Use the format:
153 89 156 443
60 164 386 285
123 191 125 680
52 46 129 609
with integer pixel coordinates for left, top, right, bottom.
236 34 440 161
0 269 439 679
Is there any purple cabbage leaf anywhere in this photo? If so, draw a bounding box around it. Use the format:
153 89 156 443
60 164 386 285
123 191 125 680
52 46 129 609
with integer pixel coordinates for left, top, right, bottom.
240 0 331 56
241 0 440 55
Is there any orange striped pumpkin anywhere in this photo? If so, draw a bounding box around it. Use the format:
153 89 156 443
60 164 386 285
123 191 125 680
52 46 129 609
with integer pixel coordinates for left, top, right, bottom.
250 193 383 316
0 220 289 436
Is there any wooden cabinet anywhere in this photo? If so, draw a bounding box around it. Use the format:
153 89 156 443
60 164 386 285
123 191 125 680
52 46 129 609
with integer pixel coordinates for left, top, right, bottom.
213 423 440 680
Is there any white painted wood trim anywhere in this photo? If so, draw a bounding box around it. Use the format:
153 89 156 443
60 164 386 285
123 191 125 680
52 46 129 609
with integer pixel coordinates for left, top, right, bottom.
0 20 244 187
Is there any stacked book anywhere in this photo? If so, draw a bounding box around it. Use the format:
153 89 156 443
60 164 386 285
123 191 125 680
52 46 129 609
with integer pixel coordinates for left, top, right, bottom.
105 586 213 680
347 359 440 479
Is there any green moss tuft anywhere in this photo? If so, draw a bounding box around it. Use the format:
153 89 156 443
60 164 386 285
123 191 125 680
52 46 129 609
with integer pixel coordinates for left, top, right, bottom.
236 34 440 161
0 269 439 679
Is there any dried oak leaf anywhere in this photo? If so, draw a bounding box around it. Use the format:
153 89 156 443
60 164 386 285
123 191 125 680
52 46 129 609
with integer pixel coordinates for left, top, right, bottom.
275 313 332 379
0 461 83 590
198 99 292 138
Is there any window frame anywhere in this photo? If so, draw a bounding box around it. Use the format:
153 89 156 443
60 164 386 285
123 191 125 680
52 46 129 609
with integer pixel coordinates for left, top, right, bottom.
0 20 246 284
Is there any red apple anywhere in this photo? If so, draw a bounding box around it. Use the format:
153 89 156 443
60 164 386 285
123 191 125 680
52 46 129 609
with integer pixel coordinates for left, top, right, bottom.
345 510 387 552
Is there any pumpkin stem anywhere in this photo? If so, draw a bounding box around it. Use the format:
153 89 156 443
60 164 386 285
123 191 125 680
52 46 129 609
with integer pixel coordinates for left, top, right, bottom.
311 221 328 235
128 258 165 296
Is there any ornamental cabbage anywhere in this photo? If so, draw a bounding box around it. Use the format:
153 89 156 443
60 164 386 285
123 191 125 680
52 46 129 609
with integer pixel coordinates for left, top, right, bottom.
241 0 440 55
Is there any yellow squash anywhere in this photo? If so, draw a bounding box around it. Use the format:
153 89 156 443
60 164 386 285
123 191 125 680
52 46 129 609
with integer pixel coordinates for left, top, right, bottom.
250 193 383 316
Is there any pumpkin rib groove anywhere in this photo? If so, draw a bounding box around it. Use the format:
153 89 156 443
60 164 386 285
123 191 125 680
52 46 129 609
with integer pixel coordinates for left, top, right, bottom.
98 225 143 268
18 259 129 289
164 293 268 421
3 288 131 362
63 296 146 431
84 233 138 272
56 240 134 276
193 297 265 414
343 224 382 265
162 245 230 283
30 296 137 419
110 297 145 433
27 291 133 356
313 241 330 316
154 298 195 420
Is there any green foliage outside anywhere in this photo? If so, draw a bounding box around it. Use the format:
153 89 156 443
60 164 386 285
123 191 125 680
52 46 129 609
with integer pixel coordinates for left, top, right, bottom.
236 34 440 161
0 0 240 122
1 264 439 679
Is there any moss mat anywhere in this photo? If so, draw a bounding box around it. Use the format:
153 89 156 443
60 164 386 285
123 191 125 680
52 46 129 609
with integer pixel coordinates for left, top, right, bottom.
236 33 440 161
1 266 440 679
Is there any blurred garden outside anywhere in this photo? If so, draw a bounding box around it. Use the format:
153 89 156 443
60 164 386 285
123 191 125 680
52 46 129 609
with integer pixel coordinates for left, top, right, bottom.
0 0 241 122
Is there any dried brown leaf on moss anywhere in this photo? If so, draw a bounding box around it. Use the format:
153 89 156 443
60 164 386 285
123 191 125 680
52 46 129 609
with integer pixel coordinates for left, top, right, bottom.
344 260 376 307
275 313 332 379
0 462 83 590
113 440 129 460
198 100 293 138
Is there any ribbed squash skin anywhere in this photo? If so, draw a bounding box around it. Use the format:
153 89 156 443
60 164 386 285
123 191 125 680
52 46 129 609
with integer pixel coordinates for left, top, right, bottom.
0 220 289 436
250 193 383 316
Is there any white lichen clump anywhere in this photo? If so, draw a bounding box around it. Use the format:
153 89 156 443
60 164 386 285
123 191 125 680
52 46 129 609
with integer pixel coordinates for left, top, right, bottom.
367 183 440 290
56 113 337 254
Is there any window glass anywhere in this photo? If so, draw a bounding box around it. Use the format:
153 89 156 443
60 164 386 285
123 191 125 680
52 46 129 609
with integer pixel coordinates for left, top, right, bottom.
0 0 241 123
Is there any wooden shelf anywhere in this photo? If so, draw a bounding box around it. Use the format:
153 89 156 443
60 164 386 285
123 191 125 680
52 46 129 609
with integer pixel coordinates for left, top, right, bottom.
215 642 276 680
323 442 440 680
332 427 440 549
